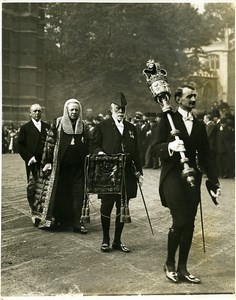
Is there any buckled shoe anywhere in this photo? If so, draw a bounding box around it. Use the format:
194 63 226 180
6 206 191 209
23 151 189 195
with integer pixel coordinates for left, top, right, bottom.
164 264 179 283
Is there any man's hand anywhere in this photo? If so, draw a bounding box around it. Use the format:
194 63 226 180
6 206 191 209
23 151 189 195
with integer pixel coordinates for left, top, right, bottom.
210 188 221 198
139 175 144 187
28 156 37 166
42 163 52 172
169 139 186 152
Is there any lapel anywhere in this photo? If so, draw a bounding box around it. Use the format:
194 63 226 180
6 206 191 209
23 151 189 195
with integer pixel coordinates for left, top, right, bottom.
29 120 40 136
41 121 46 132
175 111 198 139
123 121 128 137
174 111 190 139
190 117 201 141
111 118 123 137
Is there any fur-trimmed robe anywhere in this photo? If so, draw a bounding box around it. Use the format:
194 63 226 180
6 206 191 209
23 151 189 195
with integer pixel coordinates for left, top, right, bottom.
32 118 89 228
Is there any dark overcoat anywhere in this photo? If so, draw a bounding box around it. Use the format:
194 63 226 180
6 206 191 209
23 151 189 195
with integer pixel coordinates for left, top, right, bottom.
151 111 219 207
91 117 142 199
205 121 217 151
18 120 50 177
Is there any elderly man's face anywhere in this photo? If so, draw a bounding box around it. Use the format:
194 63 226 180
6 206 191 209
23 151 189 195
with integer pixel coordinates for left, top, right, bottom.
111 103 126 122
67 103 80 120
30 104 42 121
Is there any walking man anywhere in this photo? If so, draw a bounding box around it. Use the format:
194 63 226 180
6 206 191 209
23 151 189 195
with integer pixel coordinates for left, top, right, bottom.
18 104 50 211
152 83 221 283
91 92 143 253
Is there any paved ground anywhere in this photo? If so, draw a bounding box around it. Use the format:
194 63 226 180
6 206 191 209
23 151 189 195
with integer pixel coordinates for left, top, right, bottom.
1 154 235 299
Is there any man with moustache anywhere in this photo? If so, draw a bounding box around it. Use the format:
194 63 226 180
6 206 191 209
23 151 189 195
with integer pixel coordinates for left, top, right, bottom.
152 83 221 283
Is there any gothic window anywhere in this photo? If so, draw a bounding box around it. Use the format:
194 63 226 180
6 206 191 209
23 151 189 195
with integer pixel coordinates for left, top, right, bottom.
207 54 220 70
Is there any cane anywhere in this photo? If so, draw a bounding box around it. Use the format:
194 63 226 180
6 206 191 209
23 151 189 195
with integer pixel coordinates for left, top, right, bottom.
199 199 206 253
132 161 154 235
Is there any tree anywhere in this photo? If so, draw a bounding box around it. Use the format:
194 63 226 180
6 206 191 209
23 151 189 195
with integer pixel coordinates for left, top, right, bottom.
203 2 235 40
44 3 217 118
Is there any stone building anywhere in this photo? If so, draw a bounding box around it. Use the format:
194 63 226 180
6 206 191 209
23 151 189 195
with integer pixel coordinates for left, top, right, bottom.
2 3 46 125
189 27 235 111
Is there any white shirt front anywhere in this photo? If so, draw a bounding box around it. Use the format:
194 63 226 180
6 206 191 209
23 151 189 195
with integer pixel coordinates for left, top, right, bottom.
178 107 193 135
113 116 124 135
32 119 42 132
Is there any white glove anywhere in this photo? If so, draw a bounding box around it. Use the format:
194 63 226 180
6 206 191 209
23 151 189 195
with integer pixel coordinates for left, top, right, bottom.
42 163 52 172
210 188 221 198
169 139 186 152
28 156 37 166
139 175 144 187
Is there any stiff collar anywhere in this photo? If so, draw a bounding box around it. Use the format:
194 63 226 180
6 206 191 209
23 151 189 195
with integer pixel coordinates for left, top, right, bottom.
178 107 193 118
32 118 41 132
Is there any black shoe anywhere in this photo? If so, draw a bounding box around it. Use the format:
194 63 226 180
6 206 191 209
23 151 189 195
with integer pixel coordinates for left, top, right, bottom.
179 273 201 284
101 243 110 252
112 242 130 253
164 264 179 283
73 225 88 234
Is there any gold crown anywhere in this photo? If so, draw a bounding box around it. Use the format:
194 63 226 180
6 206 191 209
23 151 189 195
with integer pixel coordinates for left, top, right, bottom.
146 59 160 69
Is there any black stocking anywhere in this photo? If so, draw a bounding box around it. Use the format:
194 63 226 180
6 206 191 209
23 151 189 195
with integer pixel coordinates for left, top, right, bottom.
166 227 182 270
177 228 194 274
101 215 110 244
114 213 124 244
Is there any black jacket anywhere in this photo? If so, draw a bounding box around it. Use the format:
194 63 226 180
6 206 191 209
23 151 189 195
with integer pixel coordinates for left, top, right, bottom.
18 120 50 164
91 117 142 199
151 111 219 207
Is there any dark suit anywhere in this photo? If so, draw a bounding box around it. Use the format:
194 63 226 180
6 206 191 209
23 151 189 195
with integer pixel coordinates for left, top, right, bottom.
91 117 142 245
136 121 150 166
205 121 217 148
205 121 217 171
18 120 50 180
153 112 218 207
152 111 219 272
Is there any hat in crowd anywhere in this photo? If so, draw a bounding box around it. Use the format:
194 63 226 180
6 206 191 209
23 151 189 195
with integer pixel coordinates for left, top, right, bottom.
148 116 156 122
111 91 127 108
135 111 143 117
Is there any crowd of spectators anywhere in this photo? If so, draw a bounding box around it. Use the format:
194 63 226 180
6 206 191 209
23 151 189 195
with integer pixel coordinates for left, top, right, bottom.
2 100 234 179
2 123 21 154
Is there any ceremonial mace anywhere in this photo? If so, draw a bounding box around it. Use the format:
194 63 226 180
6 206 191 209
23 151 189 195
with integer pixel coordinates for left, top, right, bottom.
142 59 195 187
143 59 207 252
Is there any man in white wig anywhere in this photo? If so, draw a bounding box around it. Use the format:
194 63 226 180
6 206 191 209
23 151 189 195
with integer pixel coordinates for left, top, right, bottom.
34 99 89 233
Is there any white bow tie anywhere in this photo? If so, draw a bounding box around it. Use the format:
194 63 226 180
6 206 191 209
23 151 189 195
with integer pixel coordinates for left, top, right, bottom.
183 115 193 121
